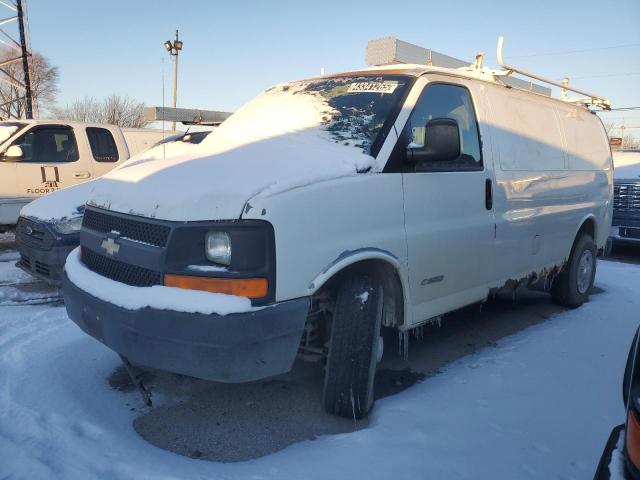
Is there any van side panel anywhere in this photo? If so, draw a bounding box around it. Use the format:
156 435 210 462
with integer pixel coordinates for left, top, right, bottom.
483 84 610 286
242 174 409 310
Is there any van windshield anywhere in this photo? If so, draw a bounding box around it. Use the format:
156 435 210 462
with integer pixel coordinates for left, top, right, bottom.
295 75 411 155
204 74 411 158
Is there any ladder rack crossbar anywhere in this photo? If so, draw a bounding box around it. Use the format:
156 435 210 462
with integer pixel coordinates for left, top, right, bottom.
496 36 610 110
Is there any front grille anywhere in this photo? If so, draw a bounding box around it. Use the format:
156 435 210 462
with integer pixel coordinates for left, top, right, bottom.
19 254 31 270
16 217 53 249
82 209 170 248
35 261 50 277
614 183 640 211
81 248 162 287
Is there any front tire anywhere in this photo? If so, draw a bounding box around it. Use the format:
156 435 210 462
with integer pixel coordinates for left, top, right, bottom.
551 233 597 308
323 274 383 419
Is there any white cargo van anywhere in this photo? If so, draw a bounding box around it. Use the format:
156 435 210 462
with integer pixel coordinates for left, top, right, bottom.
63 41 613 419
0 120 164 225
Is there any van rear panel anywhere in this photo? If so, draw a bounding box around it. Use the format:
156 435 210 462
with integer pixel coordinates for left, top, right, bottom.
482 83 612 285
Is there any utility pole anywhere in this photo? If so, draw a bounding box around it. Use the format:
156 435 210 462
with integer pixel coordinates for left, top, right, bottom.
16 0 33 118
0 0 34 119
164 30 183 131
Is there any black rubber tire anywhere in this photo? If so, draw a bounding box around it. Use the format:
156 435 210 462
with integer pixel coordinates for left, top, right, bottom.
551 234 597 308
323 274 383 419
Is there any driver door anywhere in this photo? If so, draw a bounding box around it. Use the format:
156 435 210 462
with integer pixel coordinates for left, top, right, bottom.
400 79 496 323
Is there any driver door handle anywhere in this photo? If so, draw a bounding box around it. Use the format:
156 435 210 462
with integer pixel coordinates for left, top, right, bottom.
74 171 91 179
485 179 493 210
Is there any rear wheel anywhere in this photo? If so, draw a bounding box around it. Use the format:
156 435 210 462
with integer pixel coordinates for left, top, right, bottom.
322 273 383 419
551 234 596 308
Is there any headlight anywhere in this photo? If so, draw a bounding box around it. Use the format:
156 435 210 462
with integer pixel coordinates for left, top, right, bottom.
205 231 231 265
53 216 83 234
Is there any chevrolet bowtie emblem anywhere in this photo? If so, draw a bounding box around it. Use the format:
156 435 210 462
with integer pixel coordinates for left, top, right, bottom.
101 237 121 256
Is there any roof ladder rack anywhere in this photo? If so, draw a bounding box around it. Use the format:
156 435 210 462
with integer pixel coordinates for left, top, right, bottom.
496 36 611 110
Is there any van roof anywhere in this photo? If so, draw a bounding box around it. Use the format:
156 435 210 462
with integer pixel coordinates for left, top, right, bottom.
315 63 596 111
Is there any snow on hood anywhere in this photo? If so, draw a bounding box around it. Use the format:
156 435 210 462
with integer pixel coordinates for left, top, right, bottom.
20 180 97 222
19 140 200 223
87 81 381 221
613 151 640 181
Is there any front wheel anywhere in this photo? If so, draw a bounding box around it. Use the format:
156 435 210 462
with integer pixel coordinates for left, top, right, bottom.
322 273 383 419
551 234 597 308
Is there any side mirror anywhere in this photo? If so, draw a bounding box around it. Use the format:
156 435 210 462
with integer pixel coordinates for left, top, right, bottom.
407 118 461 164
4 145 24 160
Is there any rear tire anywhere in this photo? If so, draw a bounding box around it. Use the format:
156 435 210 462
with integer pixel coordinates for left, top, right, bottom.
323 273 383 419
551 233 596 308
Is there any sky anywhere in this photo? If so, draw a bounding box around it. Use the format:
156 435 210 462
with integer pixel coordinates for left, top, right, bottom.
22 0 640 137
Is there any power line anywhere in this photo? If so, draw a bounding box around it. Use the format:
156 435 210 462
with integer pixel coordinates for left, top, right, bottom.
599 107 640 112
572 72 640 80
510 42 640 58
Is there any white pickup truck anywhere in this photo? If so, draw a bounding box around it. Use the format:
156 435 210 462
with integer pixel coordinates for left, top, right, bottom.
0 120 165 225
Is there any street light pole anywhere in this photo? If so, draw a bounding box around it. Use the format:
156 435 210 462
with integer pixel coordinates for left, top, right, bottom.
164 30 183 131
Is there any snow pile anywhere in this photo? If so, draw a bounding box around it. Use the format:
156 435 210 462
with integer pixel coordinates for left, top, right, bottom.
1 260 638 479
613 151 640 180
87 82 377 221
64 248 252 315
608 431 628 480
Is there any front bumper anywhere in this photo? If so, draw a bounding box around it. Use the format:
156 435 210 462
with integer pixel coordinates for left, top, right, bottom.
610 226 640 246
63 272 310 382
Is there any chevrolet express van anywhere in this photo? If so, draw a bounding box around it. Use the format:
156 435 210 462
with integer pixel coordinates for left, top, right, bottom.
0 120 164 225
63 63 613 418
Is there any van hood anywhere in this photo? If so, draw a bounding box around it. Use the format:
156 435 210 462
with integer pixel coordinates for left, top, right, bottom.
88 135 375 221
87 78 395 221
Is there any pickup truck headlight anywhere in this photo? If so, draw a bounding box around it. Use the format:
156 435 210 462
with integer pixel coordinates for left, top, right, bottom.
205 231 231 265
53 216 83 234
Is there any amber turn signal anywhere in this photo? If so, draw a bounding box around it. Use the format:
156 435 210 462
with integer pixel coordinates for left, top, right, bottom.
627 409 640 469
164 275 268 299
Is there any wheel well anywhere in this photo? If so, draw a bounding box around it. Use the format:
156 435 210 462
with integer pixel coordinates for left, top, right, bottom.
577 217 595 241
314 259 405 329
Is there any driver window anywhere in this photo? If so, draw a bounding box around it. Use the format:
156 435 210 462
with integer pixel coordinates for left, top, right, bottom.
5 127 79 163
404 83 482 171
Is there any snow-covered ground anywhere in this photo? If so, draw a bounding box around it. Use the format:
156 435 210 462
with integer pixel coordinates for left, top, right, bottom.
0 258 638 479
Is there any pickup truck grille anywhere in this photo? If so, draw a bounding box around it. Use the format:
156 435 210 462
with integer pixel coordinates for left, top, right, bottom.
82 208 170 248
613 183 640 211
81 248 161 287
16 217 54 250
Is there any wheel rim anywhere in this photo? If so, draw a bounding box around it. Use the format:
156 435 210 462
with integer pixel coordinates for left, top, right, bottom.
577 249 594 294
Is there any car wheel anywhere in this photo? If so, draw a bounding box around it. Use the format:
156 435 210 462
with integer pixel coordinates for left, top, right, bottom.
323 273 383 419
551 234 597 308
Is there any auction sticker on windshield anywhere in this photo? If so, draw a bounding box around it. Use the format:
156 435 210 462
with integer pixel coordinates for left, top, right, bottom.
347 81 399 94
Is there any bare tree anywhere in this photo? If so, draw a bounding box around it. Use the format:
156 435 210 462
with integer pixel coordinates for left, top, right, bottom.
102 94 147 128
0 49 59 118
53 94 148 128
623 134 640 149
